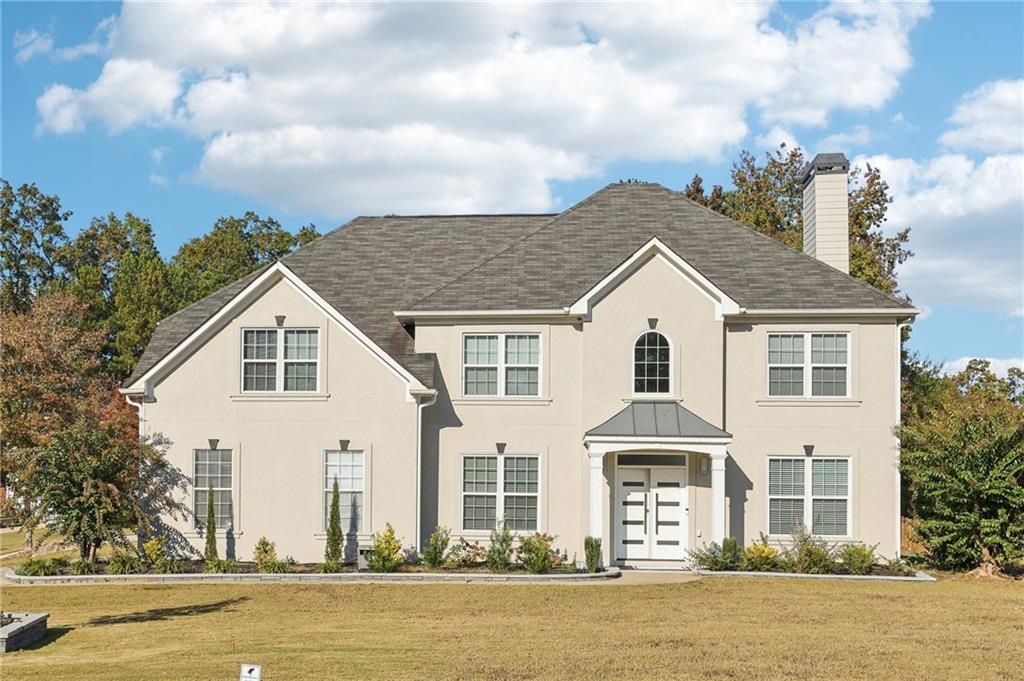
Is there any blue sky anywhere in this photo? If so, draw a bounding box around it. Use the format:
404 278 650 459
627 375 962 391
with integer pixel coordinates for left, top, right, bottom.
2 2 1022 371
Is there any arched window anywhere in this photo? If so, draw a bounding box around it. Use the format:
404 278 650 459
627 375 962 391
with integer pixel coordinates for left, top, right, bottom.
633 331 671 394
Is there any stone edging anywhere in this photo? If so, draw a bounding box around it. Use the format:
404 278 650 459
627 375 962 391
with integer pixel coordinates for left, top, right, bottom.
2 567 621 585
695 569 936 582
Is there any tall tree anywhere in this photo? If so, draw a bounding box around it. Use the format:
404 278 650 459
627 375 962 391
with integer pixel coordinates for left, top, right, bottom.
0 180 71 312
169 212 319 306
682 144 913 296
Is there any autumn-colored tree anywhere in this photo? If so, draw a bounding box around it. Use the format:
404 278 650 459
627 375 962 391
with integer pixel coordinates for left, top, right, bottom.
683 144 913 296
0 180 71 313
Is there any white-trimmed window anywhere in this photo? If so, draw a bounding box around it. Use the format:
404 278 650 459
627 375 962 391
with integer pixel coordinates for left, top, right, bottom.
461 454 539 531
767 332 849 397
194 449 232 531
633 331 671 394
324 450 364 534
242 328 319 393
462 333 540 397
768 457 850 537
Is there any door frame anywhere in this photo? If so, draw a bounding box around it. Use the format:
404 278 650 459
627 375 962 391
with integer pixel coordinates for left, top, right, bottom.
612 452 690 563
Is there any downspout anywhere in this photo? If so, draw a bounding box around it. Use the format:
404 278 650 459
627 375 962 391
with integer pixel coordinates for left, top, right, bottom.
894 320 912 558
123 391 146 440
414 389 438 550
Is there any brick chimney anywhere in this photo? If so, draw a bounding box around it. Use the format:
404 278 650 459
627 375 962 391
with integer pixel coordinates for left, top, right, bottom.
801 152 850 274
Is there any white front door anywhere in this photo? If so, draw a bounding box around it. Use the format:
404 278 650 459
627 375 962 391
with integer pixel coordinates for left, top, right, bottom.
615 465 688 561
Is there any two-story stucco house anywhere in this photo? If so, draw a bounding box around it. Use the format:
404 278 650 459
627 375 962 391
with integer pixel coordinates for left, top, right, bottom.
122 153 918 566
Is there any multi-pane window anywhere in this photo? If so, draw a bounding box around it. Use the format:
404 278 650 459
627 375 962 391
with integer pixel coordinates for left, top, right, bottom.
767 332 848 397
461 455 539 531
768 457 850 537
194 449 232 531
241 328 319 393
633 331 671 394
462 333 540 397
324 450 364 534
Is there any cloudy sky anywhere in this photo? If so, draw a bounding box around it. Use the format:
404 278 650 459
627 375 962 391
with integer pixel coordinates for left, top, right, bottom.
3 1 1022 371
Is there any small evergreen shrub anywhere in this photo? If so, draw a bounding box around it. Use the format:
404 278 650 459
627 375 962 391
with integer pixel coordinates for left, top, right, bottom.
742 538 781 572
203 483 218 562
584 536 602 573
142 537 167 568
517 533 555 574
486 522 514 572
108 551 143 575
838 543 877 575
886 557 917 577
157 557 183 574
324 479 343 564
788 526 836 574
367 523 403 573
444 538 485 568
71 559 97 575
15 557 58 576
254 536 279 572
318 559 345 574
204 558 236 574
422 525 450 568
721 537 742 570
49 556 71 573
689 538 741 571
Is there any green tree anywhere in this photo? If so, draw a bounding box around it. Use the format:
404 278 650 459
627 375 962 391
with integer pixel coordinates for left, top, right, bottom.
324 478 343 564
902 360 1024 572
204 483 218 562
0 180 71 312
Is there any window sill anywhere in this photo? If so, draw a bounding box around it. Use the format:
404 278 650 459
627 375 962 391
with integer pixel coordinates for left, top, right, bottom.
756 398 861 407
766 533 852 542
313 532 370 541
452 397 552 406
230 393 330 402
183 530 243 539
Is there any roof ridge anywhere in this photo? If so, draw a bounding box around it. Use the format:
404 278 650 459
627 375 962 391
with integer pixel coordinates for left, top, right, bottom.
407 183 624 308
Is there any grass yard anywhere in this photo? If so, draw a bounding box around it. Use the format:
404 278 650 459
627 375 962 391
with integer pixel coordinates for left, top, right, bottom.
0 530 27 555
1 577 1021 680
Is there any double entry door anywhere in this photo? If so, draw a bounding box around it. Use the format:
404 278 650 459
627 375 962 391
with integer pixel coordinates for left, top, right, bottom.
615 465 688 561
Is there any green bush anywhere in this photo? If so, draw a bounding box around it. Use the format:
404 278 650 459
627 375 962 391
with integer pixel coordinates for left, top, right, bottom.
721 537 742 570
318 559 345 574
689 538 741 571
71 559 97 575
203 483 218 562
788 526 836 574
254 536 279 572
204 558 236 574
15 557 58 576
838 543 877 575
324 479 343 564
142 537 167 568
444 538 485 569
422 525 450 568
584 536 602 573
157 557 183 574
885 557 917 577
108 551 143 575
742 538 780 572
367 523 403 573
486 523 514 572
517 533 555 574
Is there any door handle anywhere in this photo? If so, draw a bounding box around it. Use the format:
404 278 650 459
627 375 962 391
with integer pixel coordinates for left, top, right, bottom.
643 493 648 535
654 491 659 533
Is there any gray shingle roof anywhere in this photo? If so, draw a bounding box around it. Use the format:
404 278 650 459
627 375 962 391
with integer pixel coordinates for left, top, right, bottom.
129 182 912 389
412 183 913 311
586 401 731 439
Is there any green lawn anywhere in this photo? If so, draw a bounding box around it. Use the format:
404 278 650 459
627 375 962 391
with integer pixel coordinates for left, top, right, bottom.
0 530 27 555
0 577 1021 680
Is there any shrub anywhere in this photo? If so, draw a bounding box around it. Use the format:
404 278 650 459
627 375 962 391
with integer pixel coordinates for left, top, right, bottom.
15 557 58 576
742 538 780 572
423 525 451 568
788 526 836 574
584 536 602 573
554 549 577 573
689 538 741 571
49 556 71 573
254 536 279 572
324 479 343 564
886 557 917 577
486 522 514 572
157 557 183 574
71 559 97 575
204 558 236 574
108 551 143 575
142 537 167 568
203 483 218 562
838 543 877 575
318 559 345 574
721 537 742 570
517 533 555 574
367 523 403 573
444 538 486 569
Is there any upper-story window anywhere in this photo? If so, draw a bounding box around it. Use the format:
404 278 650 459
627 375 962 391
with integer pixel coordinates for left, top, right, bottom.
462 333 540 397
767 332 848 398
241 328 319 393
633 331 671 395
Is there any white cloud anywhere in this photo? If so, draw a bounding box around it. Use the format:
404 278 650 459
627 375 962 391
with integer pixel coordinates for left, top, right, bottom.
13 29 53 63
32 2 931 215
818 124 873 151
940 79 1024 153
149 173 168 187
755 126 799 151
36 58 180 134
856 152 1024 315
942 357 1023 377
150 146 169 164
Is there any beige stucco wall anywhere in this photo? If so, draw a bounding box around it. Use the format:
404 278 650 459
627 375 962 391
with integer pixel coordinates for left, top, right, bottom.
142 276 419 563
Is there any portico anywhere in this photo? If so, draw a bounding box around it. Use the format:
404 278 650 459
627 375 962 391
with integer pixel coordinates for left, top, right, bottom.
584 401 731 564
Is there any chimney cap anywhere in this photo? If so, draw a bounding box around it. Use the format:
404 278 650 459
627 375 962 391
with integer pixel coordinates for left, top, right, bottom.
801 152 849 185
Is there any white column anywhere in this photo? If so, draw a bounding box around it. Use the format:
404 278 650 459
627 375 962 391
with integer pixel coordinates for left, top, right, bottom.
710 451 728 544
589 454 605 539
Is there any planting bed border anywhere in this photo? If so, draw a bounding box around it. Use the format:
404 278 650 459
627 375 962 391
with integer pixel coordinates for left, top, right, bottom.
695 569 935 582
3 567 621 585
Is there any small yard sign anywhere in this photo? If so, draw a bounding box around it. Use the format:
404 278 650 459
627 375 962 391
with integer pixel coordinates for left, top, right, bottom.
240 664 262 680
